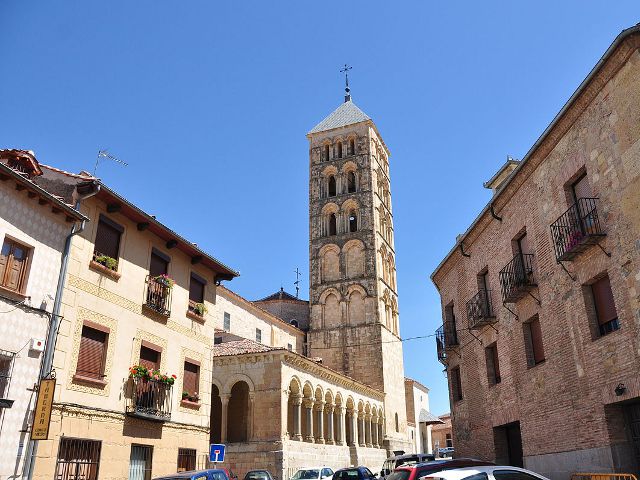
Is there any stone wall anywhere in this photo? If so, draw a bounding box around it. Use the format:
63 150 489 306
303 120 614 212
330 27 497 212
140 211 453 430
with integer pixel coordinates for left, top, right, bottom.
431 32 640 477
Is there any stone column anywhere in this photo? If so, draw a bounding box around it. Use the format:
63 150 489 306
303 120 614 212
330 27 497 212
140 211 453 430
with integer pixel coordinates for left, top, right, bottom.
304 399 314 442
372 414 378 448
336 407 345 445
292 395 303 441
326 404 335 444
365 414 372 447
358 413 366 447
378 418 384 448
220 394 230 443
248 392 255 440
351 411 358 446
315 401 325 444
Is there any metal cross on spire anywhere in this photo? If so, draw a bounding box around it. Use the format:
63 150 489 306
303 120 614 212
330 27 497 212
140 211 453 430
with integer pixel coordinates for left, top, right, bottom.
293 267 302 298
340 64 352 102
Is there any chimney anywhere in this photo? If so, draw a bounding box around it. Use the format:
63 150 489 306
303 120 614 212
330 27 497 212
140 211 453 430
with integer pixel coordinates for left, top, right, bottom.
483 156 520 194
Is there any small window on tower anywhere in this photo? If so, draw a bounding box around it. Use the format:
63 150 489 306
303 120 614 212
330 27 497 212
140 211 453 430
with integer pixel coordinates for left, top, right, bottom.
328 176 337 197
337 142 343 159
349 211 358 232
347 172 356 193
329 213 337 236
324 144 330 161
349 138 355 155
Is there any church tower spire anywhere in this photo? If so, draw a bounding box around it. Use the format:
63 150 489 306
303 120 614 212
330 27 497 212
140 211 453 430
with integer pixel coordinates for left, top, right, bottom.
306 96 410 452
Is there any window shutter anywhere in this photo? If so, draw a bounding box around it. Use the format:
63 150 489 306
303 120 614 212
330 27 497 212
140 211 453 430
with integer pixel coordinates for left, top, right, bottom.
94 219 121 259
592 276 618 325
139 346 160 370
77 326 107 379
0 241 9 284
189 276 205 303
183 362 199 395
451 367 462 401
530 317 545 364
572 174 593 201
149 252 168 277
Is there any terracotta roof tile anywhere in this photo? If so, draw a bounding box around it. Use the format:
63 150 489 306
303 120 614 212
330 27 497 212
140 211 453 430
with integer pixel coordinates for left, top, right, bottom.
212 339 282 357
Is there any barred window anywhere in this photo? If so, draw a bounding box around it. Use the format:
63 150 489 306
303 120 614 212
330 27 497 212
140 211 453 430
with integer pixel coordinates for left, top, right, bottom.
129 444 153 480
177 448 196 472
55 438 102 480
0 350 15 400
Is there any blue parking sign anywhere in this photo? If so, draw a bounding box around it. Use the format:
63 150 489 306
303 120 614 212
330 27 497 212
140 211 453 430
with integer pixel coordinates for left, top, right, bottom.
209 444 226 463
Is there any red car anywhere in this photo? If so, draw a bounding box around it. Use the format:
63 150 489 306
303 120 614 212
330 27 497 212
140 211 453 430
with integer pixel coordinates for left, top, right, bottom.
386 459 495 480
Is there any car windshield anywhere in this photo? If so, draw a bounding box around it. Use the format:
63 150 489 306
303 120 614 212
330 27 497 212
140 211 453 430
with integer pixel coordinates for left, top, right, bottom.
246 473 270 480
386 472 411 480
292 470 320 480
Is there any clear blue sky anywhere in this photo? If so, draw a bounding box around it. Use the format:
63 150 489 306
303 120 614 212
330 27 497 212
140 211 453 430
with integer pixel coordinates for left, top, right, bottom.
1 2 638 416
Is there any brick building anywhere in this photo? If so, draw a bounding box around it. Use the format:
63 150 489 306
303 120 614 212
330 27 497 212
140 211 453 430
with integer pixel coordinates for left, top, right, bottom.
431 25 640 478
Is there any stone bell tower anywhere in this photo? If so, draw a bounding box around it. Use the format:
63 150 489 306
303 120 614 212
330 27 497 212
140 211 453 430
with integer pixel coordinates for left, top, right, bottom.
306 86 409 451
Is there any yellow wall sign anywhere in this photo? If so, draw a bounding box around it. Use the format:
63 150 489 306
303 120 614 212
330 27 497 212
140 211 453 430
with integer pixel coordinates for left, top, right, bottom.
30 378 56 440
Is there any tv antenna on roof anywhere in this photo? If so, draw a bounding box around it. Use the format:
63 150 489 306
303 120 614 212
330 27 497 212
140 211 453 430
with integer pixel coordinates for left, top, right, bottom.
94 149 128 176
294 267 302 298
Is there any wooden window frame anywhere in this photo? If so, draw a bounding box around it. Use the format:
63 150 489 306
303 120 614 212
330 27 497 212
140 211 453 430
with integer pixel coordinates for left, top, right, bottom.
139 342 162 371
73 322 110 386
0 237 32 294
182 359 200 400
590 275 619 337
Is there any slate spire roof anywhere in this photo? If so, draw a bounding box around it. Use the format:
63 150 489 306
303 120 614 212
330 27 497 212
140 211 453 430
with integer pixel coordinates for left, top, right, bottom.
308 99 371 134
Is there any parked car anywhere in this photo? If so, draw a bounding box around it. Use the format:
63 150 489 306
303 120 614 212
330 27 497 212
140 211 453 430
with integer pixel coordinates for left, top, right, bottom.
437 447 455 458
290 468 334 480
385 459 495 480
379 454 436 479
333 467 377 480
220 468 238 480
413 465 550 480
154 469 229 480
244 470 274 480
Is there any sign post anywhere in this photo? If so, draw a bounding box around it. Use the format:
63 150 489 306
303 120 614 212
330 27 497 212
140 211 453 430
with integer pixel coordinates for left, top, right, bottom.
209 443 226 469
30 378 56 440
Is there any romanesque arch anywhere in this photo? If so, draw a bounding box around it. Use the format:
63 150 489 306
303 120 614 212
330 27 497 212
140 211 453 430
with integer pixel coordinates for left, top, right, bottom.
320 288 342 328
347 284 367 325
320 244 340 282
227 381 250 443
343 239 365 278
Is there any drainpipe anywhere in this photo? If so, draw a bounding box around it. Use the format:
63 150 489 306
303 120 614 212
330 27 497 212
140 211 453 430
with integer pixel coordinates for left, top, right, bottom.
22 182 100 480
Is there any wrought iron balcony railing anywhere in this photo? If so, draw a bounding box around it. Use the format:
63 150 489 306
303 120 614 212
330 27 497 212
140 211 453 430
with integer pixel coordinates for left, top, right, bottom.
435 325 447 364
143 276 172 316
550 197 605 262
499 254 536 303
466 289 496 329
126 377 172 422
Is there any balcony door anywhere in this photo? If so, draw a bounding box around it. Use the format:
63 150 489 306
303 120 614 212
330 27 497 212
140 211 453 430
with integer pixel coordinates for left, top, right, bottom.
149 250 168 277
139 346 160 371
571 173 593 204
